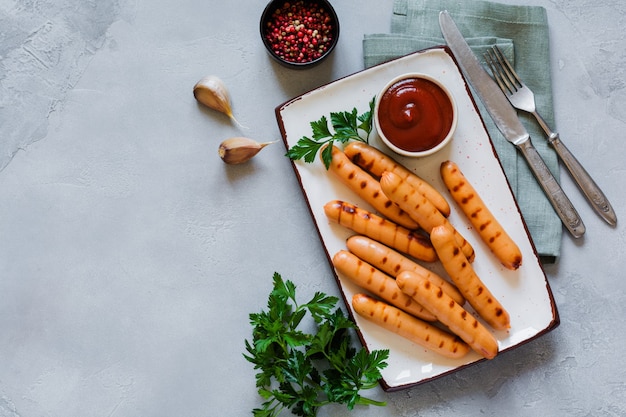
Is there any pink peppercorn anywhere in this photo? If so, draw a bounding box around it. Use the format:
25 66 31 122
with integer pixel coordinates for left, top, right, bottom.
263 0 336 64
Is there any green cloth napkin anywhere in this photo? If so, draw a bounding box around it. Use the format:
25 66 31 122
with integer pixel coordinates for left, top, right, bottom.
363 0 562 261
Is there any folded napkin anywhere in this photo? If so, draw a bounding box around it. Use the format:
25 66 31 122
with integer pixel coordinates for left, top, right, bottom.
363 0 562 261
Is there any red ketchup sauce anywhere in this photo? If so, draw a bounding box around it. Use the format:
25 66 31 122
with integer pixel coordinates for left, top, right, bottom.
377 77 454 153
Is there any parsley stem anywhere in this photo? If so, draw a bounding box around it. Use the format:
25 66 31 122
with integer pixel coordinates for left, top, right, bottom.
357 397 387 407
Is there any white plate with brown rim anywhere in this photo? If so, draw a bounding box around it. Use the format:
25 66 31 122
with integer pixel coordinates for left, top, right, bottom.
275 46 559 391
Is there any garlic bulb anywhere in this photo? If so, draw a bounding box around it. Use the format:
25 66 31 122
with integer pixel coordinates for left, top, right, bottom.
218 137 275 164
193 75 245 128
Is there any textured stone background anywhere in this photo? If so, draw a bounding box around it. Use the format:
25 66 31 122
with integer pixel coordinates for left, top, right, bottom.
0 1 131 171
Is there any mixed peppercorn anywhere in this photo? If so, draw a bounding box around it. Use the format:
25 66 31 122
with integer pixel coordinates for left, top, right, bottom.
264 1 335 64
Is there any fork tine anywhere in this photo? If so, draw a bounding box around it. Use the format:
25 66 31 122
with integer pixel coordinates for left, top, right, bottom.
492 45 522 87
483 49 512 95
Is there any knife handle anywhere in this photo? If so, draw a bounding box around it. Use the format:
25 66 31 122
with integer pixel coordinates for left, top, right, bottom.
550 134 617 226
516 139 586 238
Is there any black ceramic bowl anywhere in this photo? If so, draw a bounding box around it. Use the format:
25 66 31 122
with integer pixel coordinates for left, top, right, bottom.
260 0 340 69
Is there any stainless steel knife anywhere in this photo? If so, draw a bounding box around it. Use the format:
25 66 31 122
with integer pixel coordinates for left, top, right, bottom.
439 10 585 238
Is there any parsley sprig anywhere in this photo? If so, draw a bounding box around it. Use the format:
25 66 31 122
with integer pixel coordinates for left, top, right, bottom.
286 97 376 169
244 272 389 417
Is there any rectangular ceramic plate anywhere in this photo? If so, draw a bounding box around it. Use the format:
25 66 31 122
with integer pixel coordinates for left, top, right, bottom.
275 47 559 391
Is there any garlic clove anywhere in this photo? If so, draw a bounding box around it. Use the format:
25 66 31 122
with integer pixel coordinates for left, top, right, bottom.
193 75 230 114
218 137 275 165
193 75 246 128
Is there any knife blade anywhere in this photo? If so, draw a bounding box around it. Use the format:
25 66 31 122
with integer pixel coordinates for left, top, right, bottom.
439 10 585 238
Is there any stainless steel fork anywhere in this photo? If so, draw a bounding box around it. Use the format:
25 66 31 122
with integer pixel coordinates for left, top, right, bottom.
484 46 617 226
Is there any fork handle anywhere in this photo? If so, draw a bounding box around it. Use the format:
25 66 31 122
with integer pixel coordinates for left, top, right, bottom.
531 111 617 226
516 139 586 238
550 135 617 226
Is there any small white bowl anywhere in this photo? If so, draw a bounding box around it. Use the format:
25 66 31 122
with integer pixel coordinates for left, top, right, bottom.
374 73 457 157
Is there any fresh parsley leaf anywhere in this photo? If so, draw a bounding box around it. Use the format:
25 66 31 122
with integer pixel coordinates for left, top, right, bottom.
303 292 338 323
284 136 322 164
285 97 376 169
244 273 389 417
311 116 332 140
358 99 375 133
330 108 359 141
